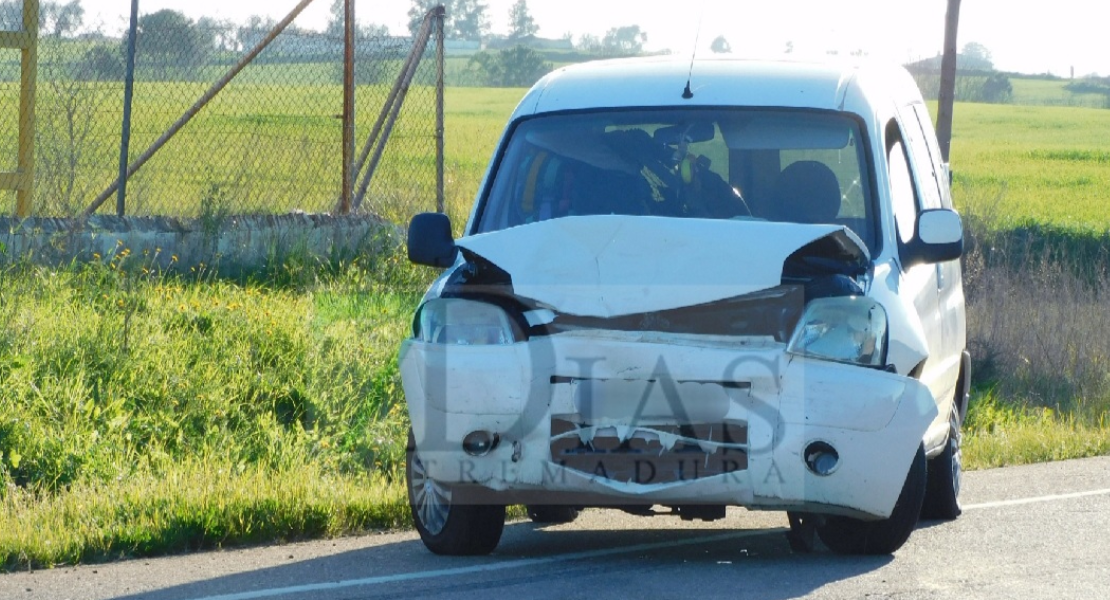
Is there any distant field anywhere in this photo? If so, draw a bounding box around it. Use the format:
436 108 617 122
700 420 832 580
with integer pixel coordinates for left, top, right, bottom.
2 73 1109 231
947 102 1110 228
1009 77 1107 108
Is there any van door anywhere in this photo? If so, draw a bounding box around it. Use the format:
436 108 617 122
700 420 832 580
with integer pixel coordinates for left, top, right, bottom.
886 121 949 450
890 106 962 449
909 103 967 383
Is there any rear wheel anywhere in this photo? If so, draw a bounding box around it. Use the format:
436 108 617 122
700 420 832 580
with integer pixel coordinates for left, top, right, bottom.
922 403 963 520
406 431 505 555
817 444 927 555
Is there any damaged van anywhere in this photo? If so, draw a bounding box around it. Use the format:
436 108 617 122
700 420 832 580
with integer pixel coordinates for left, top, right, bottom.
400 56 970 556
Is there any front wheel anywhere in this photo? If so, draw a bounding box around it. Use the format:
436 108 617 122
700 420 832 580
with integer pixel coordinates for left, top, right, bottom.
922 403 963 520
406 431 505 555
817 444 927 555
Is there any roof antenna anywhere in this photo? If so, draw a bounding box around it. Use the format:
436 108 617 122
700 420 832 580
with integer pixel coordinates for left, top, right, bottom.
683 0 708 99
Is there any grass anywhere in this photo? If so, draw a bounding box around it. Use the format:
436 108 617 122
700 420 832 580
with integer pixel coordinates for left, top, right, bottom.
963 390 1110 470
947 102 1110 229
1009 77 1108 108
0 242 434 569
1 461 408 566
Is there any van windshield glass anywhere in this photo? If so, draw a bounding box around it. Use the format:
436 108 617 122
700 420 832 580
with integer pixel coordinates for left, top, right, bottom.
474 108 876 252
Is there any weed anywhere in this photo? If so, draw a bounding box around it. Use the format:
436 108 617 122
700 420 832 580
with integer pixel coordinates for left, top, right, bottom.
198 171 233 238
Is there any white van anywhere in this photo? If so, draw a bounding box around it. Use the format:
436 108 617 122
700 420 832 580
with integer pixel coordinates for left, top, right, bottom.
401 56 970 556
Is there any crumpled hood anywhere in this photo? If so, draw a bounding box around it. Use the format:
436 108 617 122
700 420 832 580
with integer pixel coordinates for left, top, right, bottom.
456 215 868 318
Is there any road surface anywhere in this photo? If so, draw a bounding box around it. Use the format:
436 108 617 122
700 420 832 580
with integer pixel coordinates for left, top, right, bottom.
4 455 1110 600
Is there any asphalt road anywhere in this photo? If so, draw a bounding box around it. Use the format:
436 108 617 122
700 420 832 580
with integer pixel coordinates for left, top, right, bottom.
4 456 1110 600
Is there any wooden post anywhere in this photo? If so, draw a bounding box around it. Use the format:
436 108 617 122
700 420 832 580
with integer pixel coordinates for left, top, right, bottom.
936 0 961 163
0 0 39 217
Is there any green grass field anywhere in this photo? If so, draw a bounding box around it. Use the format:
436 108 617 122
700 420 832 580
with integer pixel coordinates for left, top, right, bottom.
5 69 1110 229
1010 77 1108 108
949 102 1110 228
2 72 1110 569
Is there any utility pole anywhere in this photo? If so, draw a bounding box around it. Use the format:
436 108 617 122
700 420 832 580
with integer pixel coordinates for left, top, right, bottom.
936 0 961 163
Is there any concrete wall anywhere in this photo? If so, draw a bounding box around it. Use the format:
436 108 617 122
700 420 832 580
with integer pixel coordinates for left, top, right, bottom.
0 213 400 276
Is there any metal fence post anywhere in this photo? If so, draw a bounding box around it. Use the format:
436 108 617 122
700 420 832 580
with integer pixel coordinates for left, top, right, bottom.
435 6 445 214
339 0 355 215
116 0 140 217
349 21 427 195
352 12 436 211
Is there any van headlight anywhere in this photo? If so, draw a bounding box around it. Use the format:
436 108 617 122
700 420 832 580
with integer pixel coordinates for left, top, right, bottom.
786 297 888 368
415 298 520 345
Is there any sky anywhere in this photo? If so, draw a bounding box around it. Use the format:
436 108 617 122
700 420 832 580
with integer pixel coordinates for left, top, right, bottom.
73 0 1109 77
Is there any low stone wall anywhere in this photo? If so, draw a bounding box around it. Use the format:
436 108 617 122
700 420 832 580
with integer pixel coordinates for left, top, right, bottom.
0 213 400 276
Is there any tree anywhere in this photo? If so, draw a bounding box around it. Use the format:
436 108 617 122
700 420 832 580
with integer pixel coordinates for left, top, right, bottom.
576 33 602 53
45 0 83 37
38 40 117 215
197 17 237 53
709 35 730 54
0 0 83 37
960 42 993 71
134 9 205 77
469 45 550 87
360 23 389 39
408 0 489 41
507 0 537 40
81 45 124 80
326 0 346 38
981 72 1012 103
601 25 647 56
0 1 13 26
236 15 277 51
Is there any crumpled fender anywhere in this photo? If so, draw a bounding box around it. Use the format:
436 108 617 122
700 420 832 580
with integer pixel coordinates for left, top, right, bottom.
869 262 930 374
749 356 937 518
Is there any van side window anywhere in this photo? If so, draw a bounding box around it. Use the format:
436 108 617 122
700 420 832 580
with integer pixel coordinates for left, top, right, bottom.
887 135 918 246
896 105 943 211
910 104 954 209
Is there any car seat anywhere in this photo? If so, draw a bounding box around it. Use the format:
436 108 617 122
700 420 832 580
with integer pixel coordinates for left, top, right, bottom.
770 160 842 224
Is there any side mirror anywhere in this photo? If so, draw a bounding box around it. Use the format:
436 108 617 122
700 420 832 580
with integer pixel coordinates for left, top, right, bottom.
903 209 963 266
408 212 457 268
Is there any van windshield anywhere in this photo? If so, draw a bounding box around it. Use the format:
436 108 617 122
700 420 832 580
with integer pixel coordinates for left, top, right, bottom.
474 108 876 253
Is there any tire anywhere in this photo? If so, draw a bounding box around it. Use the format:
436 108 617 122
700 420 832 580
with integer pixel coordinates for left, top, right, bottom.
406 431 506 555
526 505 580 524
922 403 963 520
817 444 927 555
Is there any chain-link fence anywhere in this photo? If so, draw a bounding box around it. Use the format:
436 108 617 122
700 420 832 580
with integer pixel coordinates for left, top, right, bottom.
0 35 17 211
0 0 442 222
